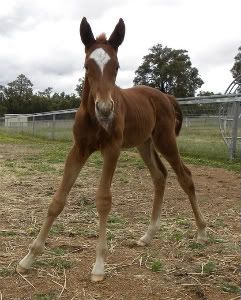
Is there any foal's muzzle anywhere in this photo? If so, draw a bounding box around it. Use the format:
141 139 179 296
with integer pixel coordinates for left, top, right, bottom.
95 99 114 120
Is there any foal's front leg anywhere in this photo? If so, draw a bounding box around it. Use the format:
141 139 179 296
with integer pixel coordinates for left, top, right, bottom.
91 147 120 282
17 145 90 273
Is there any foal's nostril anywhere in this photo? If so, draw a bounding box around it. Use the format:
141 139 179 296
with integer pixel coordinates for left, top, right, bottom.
110 100 114 111
95 101 101 113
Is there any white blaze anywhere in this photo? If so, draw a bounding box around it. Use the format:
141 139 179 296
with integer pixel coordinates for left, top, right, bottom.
89 48 110 74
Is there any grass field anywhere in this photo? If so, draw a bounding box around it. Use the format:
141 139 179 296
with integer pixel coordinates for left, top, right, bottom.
0 133 240 299
0 122 240 172
178 126 240 172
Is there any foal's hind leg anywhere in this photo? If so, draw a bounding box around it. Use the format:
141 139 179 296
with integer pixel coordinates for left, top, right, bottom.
137 139 167 246
153 133 207 243
17 145 90 273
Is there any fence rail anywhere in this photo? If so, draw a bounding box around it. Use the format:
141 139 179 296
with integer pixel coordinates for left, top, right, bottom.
1 94 240 161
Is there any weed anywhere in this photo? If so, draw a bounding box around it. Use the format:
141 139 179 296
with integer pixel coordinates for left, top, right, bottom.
208 234 226 245
119 175 129 183
171 231 184 241
89 152 103 168
33 293 56 300
151 260 163 272
0 230 16 237
79 196 95 208
49 224 64 236
215 218 225 227
189 242 205 250
27 226 39 236
108 214 125 224
34 258 72 270
0 268 12 277
202 261 216 274
221 282 240 293
176 218 190 228
107 231 115 241
50 248 66 256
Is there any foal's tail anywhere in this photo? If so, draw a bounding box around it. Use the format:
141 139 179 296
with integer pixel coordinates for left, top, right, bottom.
168 95 183 136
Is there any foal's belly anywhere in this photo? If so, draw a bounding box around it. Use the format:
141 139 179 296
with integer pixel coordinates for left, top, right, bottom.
121 114 155 148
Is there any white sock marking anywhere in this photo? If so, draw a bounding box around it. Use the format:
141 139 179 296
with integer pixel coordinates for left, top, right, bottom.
89 48 110 74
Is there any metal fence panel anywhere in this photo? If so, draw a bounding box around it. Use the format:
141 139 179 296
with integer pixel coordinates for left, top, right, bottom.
0 95 240 160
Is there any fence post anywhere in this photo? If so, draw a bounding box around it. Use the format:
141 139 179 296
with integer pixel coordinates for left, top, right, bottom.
52 114 56 140
229 101 240 160
32 116 35 136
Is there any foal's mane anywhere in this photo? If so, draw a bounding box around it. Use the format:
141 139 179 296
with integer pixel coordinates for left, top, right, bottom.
96 33 107 43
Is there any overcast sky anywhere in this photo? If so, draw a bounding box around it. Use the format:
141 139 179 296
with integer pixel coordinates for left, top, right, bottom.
0 0 240 95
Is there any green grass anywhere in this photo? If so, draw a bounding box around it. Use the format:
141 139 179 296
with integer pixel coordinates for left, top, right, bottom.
0 230 17 237
178 126 240 172
189 242 205 250
221 282 240 293
201 261 216 274
151 260 163 272
49 224 64 236
49 247 66 256
0 130 239 173
170 230 184 242
33 293 56 300
0 267 12 277
33 258 72 270
108 214 126 224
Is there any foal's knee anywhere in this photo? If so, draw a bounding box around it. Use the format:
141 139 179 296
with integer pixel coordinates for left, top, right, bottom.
179 168 195 195
47 195 66 217
96 191 112 216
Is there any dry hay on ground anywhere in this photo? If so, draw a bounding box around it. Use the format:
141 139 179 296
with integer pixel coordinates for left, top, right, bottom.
0 142 240 300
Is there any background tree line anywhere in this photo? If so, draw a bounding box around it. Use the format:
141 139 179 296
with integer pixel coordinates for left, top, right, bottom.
0 75 84 117
0 45 240 117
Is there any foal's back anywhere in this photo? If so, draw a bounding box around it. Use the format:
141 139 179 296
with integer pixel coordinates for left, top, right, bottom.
116 85 178 148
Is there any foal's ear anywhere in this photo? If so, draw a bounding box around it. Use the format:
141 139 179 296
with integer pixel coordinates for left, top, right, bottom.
80 17 95 49
108 18 125 50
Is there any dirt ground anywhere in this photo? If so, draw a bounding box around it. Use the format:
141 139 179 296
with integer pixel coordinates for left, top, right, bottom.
0 141 240 300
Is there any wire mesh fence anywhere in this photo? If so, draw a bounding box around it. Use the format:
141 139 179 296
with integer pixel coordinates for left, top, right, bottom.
177 94 241 161
0 94 240 161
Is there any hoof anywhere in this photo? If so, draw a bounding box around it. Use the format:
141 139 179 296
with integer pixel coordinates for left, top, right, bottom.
91 273 105 282
16 264 29 274
197 229 208 244
197 235 207 245
137 239 148 247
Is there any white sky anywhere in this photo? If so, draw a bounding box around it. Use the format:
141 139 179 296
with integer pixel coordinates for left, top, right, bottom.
0 0 240 95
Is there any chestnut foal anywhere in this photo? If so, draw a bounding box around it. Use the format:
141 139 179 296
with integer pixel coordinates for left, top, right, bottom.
17 18 207 281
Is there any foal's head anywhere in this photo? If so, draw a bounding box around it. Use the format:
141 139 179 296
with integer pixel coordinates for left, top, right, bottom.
80 17 125 129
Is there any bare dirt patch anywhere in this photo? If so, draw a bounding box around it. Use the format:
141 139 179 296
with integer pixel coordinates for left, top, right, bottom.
0 142 240 300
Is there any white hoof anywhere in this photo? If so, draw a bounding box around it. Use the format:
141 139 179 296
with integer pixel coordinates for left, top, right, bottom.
16 264 29 274
197 228 208 244
137 235 150 246
91 273 105 282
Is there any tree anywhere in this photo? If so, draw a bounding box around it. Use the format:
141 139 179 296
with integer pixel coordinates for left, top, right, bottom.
6 74 33 101
197 91 215 96
0 85 7 116
133 44 204 97
230 46 241 93
75 77 85 98
37 87 53 99
231 46 241 79
4 74 33 113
